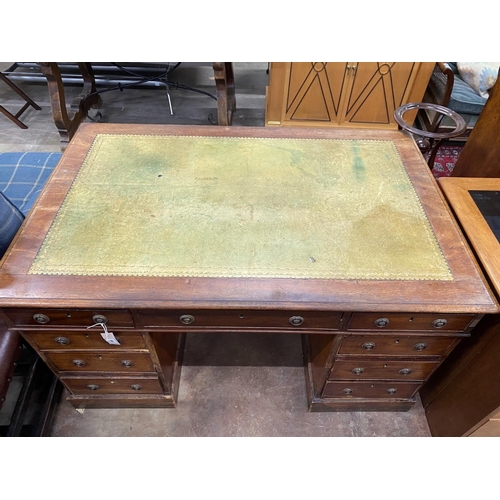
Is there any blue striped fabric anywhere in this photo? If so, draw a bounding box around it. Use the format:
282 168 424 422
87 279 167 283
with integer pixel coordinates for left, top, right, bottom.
0 191 24 259
0 152 62 216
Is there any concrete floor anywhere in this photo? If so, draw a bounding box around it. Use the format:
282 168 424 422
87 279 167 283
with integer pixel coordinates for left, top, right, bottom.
0 62 432 436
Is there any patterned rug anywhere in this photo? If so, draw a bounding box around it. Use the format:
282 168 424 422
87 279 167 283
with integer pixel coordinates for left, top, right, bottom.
431 144 464 179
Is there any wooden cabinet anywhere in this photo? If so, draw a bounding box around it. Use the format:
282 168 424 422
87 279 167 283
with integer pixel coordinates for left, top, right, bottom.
266 62 435 129
421 178 500 436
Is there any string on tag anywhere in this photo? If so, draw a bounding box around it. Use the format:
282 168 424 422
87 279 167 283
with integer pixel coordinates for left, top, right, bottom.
87 322 121 345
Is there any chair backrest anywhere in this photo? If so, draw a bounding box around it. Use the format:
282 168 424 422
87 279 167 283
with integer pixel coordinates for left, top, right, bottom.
451 72 500 177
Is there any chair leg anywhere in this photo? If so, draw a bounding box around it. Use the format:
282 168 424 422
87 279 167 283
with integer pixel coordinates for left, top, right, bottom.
5 355 42 436
33 375 63 437
212 62 236 126
0 71 41 129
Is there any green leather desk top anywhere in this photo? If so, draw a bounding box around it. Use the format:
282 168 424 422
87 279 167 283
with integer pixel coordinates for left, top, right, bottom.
29 133 451 281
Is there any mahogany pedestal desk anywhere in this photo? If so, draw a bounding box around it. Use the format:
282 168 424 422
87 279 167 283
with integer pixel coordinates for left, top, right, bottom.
0 124 496 411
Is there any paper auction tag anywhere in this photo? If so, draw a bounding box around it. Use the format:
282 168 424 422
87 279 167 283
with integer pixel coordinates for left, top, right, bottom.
87 321 121 345
100 329 121 345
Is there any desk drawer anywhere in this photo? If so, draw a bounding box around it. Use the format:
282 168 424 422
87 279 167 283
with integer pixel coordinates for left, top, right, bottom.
347 313 475 332
338 335 460 356
139 309 342 330
24 331 147 350
329 359 439 381
3 308 135 329
45 351 155 373
323 381 420 399
63 376 163 395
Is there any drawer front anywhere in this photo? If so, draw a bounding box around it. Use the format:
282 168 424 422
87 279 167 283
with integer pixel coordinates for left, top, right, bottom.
3 308 135 328
24 331 147 350
323 381 420 399
63 377 163 395
347 313 475 332
338 335 459 356
329 359 439 381
45 352 155 373
139 309 343 330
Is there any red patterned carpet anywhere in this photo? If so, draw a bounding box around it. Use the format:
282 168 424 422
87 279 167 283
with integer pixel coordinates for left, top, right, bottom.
431 144 464 179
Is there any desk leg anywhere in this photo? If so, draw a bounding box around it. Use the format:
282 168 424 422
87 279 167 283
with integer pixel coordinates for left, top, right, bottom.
213 62 236 126
40 62 102 151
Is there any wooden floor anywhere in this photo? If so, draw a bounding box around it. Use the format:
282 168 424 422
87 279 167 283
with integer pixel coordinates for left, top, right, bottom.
0 62 432 436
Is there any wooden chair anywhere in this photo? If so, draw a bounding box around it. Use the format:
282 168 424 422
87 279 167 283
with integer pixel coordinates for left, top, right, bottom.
0 321 63 437
0 71 41 129
450 75 500 177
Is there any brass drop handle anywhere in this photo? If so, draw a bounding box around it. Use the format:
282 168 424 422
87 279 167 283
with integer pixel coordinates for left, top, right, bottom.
352 367 365 375
33 313 50 324
374 318 390 328
362 342 376 350
399 368 412 375
87 384 99 391
387 388 397 395
55 336 70 345
342 388 354 395
180 314 195 325
289 316 304 326
432 319 448 329
130 384 142 391
414 342 428 351
121 360 134 368
72 359 87 367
